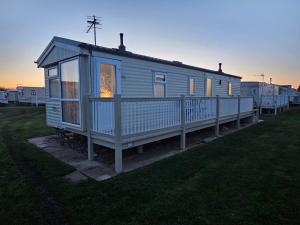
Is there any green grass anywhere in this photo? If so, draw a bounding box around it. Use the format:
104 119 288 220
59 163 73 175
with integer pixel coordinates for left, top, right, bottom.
0 106 300 225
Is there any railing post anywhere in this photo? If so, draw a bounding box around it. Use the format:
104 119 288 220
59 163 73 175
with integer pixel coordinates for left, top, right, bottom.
114 94 123 173
87 95 94 161
252 96 258 123
237 95 241 129
274 95 278 115
180 95 186 151
215 95 220 136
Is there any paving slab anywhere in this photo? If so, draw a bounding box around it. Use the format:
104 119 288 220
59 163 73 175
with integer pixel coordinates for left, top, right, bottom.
29 136 116 182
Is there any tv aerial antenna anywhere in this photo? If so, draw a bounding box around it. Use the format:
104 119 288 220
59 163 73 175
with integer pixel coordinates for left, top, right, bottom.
86 15 102 46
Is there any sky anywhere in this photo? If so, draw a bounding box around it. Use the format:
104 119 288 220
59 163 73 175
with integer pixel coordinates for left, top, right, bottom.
0 0 299 89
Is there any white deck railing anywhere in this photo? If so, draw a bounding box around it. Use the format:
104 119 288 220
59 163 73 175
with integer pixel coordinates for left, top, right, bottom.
261 95 289 108
90 96 254 137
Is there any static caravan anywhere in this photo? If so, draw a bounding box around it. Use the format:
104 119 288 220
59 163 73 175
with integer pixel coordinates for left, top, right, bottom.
241 81 288 114
279 85 299 104
36 35 255 173
17 86 45 106
7 90 18 103
0 91 8 105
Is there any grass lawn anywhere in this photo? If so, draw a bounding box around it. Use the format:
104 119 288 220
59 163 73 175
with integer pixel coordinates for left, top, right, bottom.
0 106 300 225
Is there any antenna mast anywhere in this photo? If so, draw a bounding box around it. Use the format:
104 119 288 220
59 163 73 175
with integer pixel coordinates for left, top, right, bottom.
86 15 102 46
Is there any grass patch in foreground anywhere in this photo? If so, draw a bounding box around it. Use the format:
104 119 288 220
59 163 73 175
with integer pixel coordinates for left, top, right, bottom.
0 106 300 225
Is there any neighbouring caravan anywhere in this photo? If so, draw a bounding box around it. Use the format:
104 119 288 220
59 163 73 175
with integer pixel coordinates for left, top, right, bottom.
0 91 8 105
279 85 300 104
7 90 19 103
17 86 45 105
241 81 289 114
36 34 256 173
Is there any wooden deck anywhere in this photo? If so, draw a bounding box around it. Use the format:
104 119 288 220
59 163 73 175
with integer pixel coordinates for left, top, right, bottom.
259 95 289 115
87 95 255 172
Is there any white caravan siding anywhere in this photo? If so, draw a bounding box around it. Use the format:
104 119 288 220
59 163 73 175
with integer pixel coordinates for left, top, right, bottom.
92 52 241 97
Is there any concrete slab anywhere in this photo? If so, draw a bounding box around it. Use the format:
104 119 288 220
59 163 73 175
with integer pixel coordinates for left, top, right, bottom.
29 136 116 182
64 171 88 183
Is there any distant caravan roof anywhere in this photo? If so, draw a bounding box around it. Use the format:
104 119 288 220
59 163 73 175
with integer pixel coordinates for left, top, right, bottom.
36 36 241 79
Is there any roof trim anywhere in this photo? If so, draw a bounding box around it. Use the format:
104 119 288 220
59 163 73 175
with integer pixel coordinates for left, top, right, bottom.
37 36 241 79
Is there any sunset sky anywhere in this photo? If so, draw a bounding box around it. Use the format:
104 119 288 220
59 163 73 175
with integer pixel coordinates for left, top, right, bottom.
0 0 299 89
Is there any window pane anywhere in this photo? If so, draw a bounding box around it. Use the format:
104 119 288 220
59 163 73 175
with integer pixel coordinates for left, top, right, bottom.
154 83 165 97
62 101 80 125
206 78 212 96
228 82 232 95
49 79 59 98
155 74 165 82
48 67 58 77
100 64 116 98
189 78 195 96
61 59 79 99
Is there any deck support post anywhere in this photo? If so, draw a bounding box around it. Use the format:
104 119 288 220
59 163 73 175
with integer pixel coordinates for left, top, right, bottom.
114 94 123 173
215 95 220 137
259 106 262 115
87 137 94 161
274 96 277 115
180 95 186 151
252 97 257 123
137 145 144 154
237 95 241 129
86 95 94 160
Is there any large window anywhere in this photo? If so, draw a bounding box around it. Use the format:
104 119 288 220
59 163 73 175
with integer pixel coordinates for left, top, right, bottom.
206 78 212 96
189 78 195 96
48 67 59 98
154 73 166 97
61 59 80 125
228 81 232 95
100 64 116 97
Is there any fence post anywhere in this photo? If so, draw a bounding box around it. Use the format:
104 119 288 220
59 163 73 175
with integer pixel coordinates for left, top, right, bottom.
215 95 220 136
180 95 186 151
114 94 123 173
237 95 241 129
87 95 94 161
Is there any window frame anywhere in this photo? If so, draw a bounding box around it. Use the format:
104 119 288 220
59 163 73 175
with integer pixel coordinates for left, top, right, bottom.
153 71 167 97
47 66 60 99
228 81 233 96
93 57 121 97
48 67 58 78
59 57 81 128
206 77 213 97
188 77 195 96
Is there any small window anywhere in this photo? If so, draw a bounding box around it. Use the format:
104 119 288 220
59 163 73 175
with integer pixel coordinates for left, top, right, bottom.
48 66 59 98
189 78 195 96
228 81 232 95
48 67 58 77
49 79 59 98
154 73 166 97
219 80 222 85
31 90 36 96
206 78 212 96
